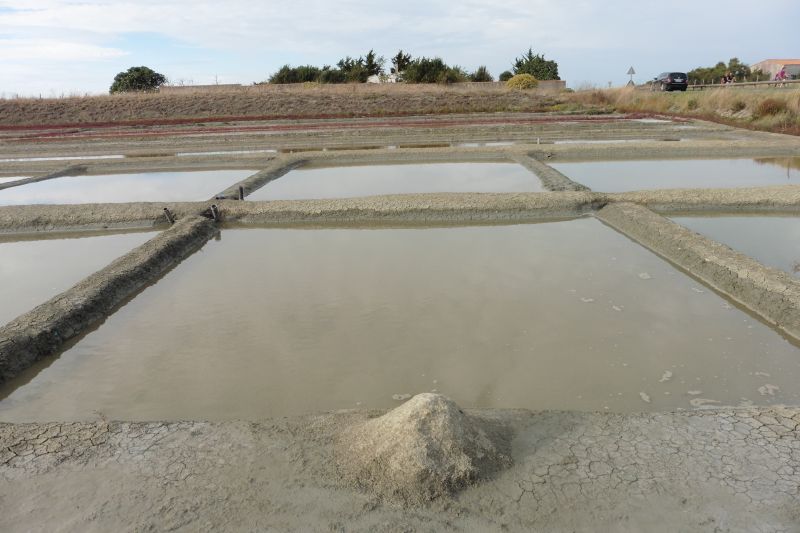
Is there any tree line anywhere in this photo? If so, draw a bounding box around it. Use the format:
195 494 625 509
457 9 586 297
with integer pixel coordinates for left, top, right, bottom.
265 48 560 85
107 48 560 93
687 58 766 84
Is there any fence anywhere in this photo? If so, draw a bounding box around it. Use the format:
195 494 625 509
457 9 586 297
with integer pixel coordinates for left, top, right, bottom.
687 79 800 91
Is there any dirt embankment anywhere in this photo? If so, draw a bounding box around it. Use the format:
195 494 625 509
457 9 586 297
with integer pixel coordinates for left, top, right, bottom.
0 86 561 128
564 87 800 136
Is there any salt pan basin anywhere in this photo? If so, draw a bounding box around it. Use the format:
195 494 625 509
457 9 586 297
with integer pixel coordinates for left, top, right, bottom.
1 219 797 421
0 170 256 205
0 230 157 326
247 162 543 200
674 216 800 278
551 158 800 192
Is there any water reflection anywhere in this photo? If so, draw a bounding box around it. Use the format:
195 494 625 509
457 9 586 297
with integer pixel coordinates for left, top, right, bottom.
673 216 800 277
0 169 257 205
2 219 797 421
551 158 800 192
0 230 157 326
248 162 542 200
754 157 800 176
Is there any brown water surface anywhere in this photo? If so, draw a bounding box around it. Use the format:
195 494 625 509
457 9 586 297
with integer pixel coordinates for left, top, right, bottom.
1 219 797 421
0 170 256 205
247 162 543 200
673 216 800 277
0 230 158 326
551 158 800 192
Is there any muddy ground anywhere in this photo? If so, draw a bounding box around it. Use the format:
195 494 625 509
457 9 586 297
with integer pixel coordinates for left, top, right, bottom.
1 112 800 531
2 406 798 531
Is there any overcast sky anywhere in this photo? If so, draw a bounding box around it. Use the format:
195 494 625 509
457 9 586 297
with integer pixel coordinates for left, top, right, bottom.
0 0 797 96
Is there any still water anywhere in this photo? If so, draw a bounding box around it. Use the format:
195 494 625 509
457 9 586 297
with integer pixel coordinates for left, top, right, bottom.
551 158 800 192
1 219 797 421
0 230 158 326
247 162 543 200
0 170 256 205
674 216 800 277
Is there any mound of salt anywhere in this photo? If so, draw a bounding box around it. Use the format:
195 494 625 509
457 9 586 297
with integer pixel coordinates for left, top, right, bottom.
336 393 511 504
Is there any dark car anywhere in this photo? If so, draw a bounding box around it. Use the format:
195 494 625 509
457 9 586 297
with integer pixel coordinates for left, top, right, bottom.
651 72 688 92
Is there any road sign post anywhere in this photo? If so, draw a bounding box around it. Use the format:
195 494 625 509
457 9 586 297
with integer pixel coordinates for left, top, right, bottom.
626 66 636 87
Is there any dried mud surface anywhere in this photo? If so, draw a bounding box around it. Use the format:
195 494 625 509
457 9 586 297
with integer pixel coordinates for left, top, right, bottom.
1 406 798 532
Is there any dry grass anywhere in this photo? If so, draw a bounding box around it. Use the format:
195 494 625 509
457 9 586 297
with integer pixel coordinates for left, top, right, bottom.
565 87 800 135
0 84 561 127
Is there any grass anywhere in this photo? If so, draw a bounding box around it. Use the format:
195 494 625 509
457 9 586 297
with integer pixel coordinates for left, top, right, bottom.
0 84 560 127
565 87 800 135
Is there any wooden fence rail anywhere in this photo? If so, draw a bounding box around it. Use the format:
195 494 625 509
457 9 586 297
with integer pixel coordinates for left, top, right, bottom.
686 79 800 91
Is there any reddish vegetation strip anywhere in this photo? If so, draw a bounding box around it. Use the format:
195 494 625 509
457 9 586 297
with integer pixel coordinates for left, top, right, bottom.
2 114 657 143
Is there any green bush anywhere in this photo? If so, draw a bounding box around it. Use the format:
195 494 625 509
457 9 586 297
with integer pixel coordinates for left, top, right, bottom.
269 65 322 84
470 66 493 82
318 68 348 84
498 71 513 82
403 57 451 83
506 74 539 90
438 67 468 85
513 48 559 80
756 98 787 117
109 66 167 93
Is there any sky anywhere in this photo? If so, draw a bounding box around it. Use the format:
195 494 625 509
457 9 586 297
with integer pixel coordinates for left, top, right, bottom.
0 0 798 96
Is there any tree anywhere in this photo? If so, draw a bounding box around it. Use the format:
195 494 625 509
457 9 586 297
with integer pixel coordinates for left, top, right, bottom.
512 49 560 80
403 57 451 83
109 66 167 93
337 56 369 82
498 70 513 82
269 65 322 84
364 49 385 77
688 58 753 83
470 66 493 82
391 50 412 74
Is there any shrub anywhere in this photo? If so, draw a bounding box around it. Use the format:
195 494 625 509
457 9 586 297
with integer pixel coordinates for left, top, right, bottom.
470 66 493 82
403 57 450 83
269 65 321 84
512 48 559 80
730 100 746 113
498 70 513 82
687 98 699 110
438 67 468 85
318 69 348 84
506 74 539 90
756 98 787 117
109 66 167 94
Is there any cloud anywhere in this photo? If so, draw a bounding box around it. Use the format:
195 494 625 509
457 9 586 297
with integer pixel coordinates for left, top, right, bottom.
0 0 798 94
0 39 126 61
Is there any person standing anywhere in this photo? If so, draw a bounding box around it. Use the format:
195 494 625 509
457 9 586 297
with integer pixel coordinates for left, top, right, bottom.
775 66 787 87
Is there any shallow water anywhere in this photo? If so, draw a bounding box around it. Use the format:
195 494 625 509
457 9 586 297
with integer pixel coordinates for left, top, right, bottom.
0 155 124 163
247 162 543 200
1 219 797 421
551 158 800 192
673 216 800 277
0 230 157 326
0 169 256 205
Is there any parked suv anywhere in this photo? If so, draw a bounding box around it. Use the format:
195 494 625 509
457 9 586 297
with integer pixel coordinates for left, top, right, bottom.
651 72 688 92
